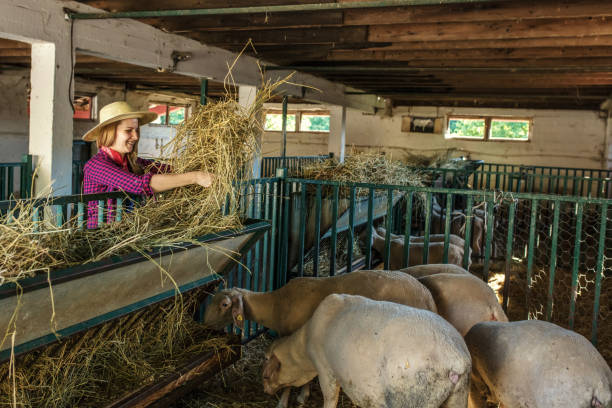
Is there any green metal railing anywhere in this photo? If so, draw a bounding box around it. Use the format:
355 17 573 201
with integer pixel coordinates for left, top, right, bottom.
261 155 330 177
72 159 86 195
0 155 33 200
277 177 611 352
416 162 612 198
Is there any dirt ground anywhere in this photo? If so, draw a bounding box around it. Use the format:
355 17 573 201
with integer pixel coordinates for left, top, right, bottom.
171 334 358 408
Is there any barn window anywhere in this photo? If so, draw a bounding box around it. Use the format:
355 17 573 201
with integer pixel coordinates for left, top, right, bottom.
264 111 297 131
446 116 531 141
446 117 486 139
148 103 188 125
300 112 330 132
264 110 330 132
489 118 530 140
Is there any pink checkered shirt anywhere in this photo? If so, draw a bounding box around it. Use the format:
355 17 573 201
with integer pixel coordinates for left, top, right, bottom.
83 150 169 228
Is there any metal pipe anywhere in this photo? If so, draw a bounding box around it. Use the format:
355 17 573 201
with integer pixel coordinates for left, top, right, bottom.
69 0 506 19
281 95 288 168
266 65 612 73
200 79 208 105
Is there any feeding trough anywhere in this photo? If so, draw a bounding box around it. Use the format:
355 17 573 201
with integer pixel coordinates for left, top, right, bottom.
0 219 270 360
287 190 404 272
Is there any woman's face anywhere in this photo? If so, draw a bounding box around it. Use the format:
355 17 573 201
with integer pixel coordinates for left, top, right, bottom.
110 118 139 155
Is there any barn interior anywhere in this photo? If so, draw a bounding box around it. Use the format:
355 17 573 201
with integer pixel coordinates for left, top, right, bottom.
1 1 611 407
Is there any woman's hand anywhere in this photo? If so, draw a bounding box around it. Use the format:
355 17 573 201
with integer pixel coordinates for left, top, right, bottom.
192 171 214 188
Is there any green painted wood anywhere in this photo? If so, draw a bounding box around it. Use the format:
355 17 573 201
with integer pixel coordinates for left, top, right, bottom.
329 185 339 276
383 189 393 269
403 192 413 268
591 203 608 345
546 201 561 322
347 187 356 273
366 188 374 269
568 202 584 330
502 200 517 312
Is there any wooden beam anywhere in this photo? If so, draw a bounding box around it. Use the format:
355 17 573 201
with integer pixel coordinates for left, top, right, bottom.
73 0 336 12
192 26 368 45
0 0 379 111
345 0 612 25
369 18 612 42
328 47 612 61
142 11 343 32
391 98 602 110
360 36 612 51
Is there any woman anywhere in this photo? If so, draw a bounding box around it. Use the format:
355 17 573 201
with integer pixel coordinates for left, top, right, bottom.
82 101 212 228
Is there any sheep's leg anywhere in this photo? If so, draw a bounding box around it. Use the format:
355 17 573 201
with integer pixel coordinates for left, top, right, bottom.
276 387 290 408
296 382 310 405
318 373 340 408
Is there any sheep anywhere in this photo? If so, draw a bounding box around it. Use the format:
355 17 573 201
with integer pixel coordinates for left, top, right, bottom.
414 273 508 336
399 263 471 279
465 320 612 408
370 226 467 269
204 270 437 408
263 294 472 408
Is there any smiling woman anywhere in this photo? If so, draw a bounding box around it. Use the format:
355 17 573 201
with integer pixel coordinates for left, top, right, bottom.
82 101 215 228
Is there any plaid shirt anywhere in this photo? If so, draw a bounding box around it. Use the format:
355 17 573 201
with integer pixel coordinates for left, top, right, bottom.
83 151 169 228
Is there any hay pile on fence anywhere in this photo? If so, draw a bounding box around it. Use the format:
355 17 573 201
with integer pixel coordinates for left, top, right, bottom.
0 77 290 283
476 261 611 367
297 152 425 196
403 149 458 168
0 289 235 408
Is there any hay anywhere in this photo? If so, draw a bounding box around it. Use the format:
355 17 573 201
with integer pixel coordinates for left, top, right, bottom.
0 289 234 408
0 76 290 283
297 152 425 190
402 149 457 168
172 334 358 408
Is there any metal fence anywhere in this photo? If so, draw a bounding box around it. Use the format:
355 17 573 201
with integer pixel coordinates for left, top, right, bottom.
0 178 284 343
0 155 33 200
415 162 612 198
261 155 329 177
277 178 611 364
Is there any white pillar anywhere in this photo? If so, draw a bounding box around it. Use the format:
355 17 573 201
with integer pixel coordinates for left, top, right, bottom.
29 41 74 195
239 85 262 178
328 105 346 162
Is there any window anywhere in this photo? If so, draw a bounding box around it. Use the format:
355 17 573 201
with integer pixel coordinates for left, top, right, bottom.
300 113 330 132
446 116 530 141
264 110 330 132
264 112 296 131
148 103 188 125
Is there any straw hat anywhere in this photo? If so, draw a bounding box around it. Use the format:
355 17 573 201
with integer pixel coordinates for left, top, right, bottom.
82 101 158 142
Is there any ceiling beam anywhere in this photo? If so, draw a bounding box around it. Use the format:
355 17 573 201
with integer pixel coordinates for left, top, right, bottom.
141 11 344 33
360 36 612 51
0 0 380 112
327 47 612 61
369 17 612 42
191 27 368 46
69 0 509 19
345 0 612 25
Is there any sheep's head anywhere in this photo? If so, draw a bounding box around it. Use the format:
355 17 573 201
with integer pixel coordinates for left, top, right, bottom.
203 289 244 329
262 337 316 395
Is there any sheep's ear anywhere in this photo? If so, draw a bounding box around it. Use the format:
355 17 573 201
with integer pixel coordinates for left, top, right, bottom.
231 294 244 329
